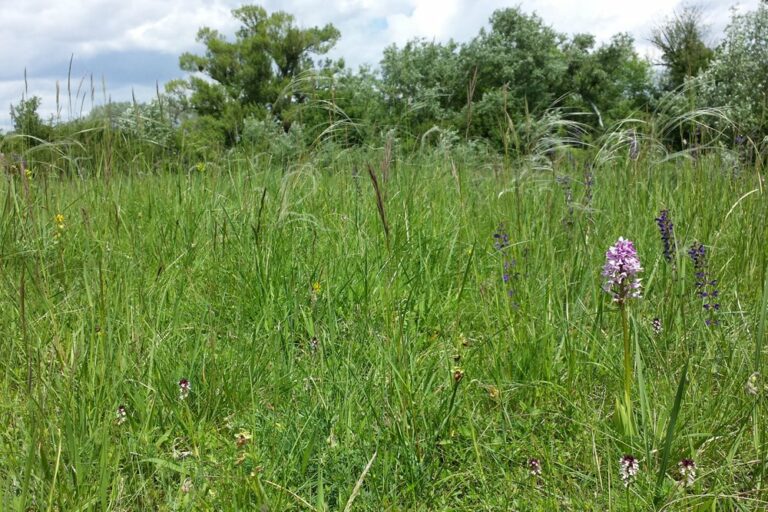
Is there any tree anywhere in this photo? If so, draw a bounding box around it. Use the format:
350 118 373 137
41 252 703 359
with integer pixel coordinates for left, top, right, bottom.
380 39 463 134
462 8 566 114
9 96 51 144
177 4 340 144
375 7 653 148
457 8 568 144
650 5 714 90
559 33 652 125
696 3 768 137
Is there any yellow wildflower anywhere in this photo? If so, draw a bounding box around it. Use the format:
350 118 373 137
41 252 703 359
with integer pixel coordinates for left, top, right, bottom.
54 213 65 231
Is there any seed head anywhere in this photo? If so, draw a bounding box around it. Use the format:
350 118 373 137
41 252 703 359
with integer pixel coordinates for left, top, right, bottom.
628 130 640 160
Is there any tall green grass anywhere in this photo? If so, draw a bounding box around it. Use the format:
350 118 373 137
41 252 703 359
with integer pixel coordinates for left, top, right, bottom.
0 146 766 510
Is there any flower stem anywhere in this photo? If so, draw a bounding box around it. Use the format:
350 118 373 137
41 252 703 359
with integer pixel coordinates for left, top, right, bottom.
621 304 633 434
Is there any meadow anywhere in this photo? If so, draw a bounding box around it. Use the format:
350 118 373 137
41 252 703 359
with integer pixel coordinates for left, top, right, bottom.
0 145 766 510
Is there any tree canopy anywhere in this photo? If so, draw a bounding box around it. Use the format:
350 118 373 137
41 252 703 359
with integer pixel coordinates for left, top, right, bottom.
650 5 714 90
176 5 340 143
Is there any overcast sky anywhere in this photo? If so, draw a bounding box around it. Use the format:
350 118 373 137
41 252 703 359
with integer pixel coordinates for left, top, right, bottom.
0 0 760 132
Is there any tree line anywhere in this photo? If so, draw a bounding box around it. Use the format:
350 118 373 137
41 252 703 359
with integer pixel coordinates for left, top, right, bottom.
3 3 767 161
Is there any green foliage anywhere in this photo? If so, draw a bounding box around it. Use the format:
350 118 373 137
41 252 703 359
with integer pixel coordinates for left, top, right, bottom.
9 96 51 144
651 5 714 90
177 4 340 145
381 39 463 133
560 33 653 125
696 3 768 138
175 114 228 160
114 99 176 148
378 8 653 146
464 8 566 116
241 115 306 163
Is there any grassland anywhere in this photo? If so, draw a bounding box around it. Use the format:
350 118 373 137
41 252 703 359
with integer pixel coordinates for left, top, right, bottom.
0 149 766 510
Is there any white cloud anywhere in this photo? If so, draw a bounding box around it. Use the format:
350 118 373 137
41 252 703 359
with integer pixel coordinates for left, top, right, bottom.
0 0 762 130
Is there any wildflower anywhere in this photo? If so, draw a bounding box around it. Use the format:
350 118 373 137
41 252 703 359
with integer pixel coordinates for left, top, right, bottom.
655 209 675 263
494 226 521 308
652 317 662 336
116 405 127 425
452 367 464 383
678 458 697 487
54 213 65 231
309 336 319 353
619 454 639 487
178 378 191 400
310 282 322 305
502 259 520 308
502 260 513 283
688 242 720 326
173 448 193 459
688 241 706 271
236 431 252 448
602 238 643 305
181 477 193 493
195 162 206 173
557 175 574 228
528 458 542 477
746 372 761 396
493 224 510 251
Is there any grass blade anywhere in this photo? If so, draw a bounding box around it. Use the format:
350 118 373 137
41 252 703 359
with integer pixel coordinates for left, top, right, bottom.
654 360 688 506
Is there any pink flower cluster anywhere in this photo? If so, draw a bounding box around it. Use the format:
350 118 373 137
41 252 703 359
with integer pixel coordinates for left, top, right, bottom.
602 237 642 304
